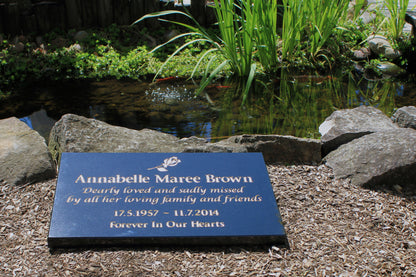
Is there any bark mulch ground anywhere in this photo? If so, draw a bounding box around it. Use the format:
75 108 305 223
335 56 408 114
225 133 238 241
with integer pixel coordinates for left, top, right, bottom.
1 165 415 276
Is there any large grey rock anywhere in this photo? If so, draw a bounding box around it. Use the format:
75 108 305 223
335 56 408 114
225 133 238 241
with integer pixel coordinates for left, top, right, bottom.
392 106 416 129
0 117 56 186
319 106 399 155
182 137 247 153
324 129 416 190
49 114 320 165
218 134 322 164
49 114 188 161
48 114 246 162
73 30 88 41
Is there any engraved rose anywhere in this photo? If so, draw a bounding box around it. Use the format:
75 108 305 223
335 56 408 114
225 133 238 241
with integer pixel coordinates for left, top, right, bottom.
148 156 181 172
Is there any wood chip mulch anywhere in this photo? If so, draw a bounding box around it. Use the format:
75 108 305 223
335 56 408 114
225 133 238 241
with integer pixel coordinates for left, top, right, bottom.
1 165 415 276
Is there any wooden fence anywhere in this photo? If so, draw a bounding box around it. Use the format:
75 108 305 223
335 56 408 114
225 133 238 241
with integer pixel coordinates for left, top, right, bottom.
0 0 215 35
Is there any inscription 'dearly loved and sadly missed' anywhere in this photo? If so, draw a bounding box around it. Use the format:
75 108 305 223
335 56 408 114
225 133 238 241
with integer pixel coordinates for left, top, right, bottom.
48 153 287 248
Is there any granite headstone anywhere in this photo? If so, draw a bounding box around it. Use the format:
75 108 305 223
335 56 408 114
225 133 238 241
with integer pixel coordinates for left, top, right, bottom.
48 153 287 248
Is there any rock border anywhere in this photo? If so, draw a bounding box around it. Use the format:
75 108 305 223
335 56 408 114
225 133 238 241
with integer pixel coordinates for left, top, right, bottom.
1 105 416 192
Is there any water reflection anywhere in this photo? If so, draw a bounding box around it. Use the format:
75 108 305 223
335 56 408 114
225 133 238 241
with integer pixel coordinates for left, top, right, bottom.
209 71 412 140
0 72 414 142
19 110 56 139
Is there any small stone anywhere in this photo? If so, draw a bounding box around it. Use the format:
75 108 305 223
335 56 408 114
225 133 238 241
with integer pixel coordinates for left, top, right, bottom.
18 35 27 43
319 106 398 155
393 184 402 193
73 30 89 42
384 47 401 59
392 106 416 129
36 36 43 46
339 272 359 277
324 128 416 188
68 43 83 52
164 29 180 42
405 11 416 36
302 259 313 267
13 42 25 53
0 117 56 186
51 37 68 48
368 35 401 60
353 48 371 60
377 61 405 77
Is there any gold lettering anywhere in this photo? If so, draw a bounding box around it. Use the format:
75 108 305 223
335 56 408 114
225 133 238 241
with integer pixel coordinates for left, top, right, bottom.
166 221 187 228
222 194 263 204
75 174 85 183
191 221 225 228
205 174 253 183
109 221 148 228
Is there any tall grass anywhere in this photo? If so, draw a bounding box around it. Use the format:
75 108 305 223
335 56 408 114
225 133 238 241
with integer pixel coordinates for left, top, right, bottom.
305 0 349 57
212 0 279 101
384 0 410 40
252 0 279 72
281 0 305 60
281 0 349 60
134 0 279 102
213 0 256 77
135 0 356 100
352 0 368 21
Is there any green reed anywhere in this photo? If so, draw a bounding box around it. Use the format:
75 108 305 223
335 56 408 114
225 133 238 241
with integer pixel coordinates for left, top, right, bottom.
252 0 279 72
352 0 368 21
281 0 349 60
384 0 410 40
212 0 279 100
134 0 280 102
281 0 305 60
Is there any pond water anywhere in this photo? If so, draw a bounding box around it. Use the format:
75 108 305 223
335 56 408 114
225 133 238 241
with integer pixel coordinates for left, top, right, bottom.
1 71 415 142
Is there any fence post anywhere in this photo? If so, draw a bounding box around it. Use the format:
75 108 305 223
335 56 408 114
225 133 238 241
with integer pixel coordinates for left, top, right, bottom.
113 0 131 25
191 0 206 26
80 0 98 28
97 0 112 27
130 0 145 26
144 0 160 29
2 1 20 34
65 0 82 29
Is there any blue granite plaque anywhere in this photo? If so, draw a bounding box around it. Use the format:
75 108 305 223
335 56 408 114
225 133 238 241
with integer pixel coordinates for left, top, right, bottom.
48 153 287 247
